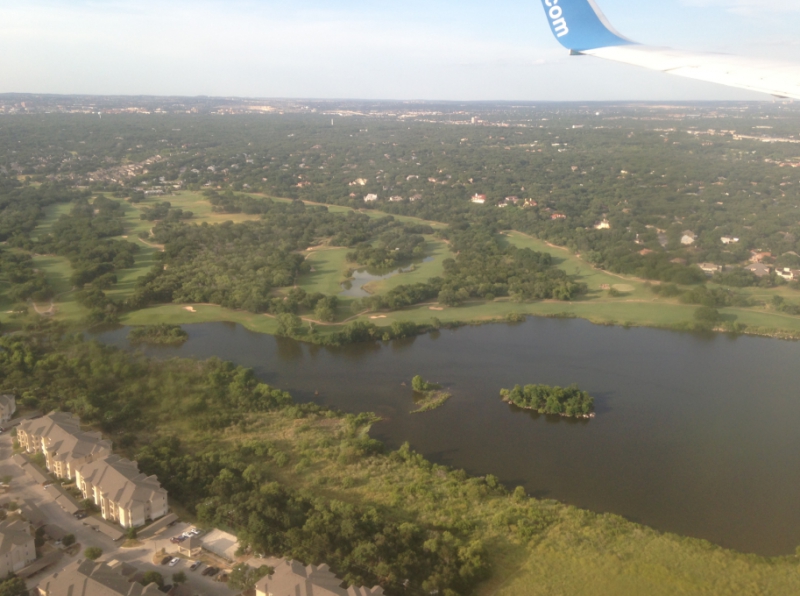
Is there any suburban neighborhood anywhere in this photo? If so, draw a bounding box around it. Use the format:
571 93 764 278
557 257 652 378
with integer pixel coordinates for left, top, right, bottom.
0 403 388 596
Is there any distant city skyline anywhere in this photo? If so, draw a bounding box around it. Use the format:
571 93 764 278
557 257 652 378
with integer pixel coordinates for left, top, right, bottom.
1 0 799 101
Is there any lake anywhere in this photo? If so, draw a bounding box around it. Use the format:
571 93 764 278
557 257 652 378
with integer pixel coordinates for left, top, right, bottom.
93 318 800 556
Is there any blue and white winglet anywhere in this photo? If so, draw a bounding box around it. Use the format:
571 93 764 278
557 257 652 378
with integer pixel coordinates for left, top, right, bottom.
540 0 800 99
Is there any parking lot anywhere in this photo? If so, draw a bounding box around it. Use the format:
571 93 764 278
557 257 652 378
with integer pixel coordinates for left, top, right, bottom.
0 434 236 595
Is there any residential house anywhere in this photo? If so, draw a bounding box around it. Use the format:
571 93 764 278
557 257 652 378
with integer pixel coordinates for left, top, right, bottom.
388 196 404 202
76 455 168 529
471 194 486 204
0 394 15 424
551 213 566 220
522 199 538 208
255 560 384 596
680 231 696 245
746 263 771 278
720 236 740 244
409 194 422 202
698 263 723 276
775 268 800 281
750 251 772 263
36 559 162 596
0 520 36 578
363 194 378 203
594 220 611 230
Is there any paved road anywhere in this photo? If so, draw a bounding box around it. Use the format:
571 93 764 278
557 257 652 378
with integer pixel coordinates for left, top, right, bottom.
1 434 234 595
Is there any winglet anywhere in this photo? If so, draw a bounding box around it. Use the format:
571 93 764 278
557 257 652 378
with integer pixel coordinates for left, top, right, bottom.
540 0 635 52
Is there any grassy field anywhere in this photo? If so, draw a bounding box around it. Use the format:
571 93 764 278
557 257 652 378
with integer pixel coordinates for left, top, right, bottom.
151 391 800 596
297 247 351 296
121 303 281 335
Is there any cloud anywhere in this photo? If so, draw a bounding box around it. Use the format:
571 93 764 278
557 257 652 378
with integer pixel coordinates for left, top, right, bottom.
681 0 800 15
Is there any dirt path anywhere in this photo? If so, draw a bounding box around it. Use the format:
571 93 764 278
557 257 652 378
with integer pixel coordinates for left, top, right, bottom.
137 236 165 251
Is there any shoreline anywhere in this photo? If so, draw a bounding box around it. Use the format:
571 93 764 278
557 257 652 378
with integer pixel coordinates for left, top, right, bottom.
501 396 596 419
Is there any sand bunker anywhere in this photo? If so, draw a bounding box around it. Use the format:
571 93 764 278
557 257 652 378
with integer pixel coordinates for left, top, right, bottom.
429 306 444 311
370 315 387 319
183 306 197 313
612 284 635 293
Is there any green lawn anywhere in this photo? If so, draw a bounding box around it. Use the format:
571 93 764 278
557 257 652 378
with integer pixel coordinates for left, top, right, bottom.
121 303 281 335
105 244 159 302
30 255 89 323
501 231 652 300
297 248 351 296
34 203 72 240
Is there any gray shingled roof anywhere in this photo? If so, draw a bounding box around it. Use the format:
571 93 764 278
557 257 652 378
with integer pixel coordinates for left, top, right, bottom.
255 560 384 596
0 520 34 557
36 559 162 596
78 455 166 510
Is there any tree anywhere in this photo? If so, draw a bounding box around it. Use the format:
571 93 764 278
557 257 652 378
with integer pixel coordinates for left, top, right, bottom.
172 571 187 585
84 546 102 560
228 563 272 591
276 313 302 337
62 533 76 547
0 576 28 596
412 375 427 392
694 306 720 329
141 571 164 588
314 302 335 323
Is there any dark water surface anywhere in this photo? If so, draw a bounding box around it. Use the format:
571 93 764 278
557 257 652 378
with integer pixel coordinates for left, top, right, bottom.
93 319 800 556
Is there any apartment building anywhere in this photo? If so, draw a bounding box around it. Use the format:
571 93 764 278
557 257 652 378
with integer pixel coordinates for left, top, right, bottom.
16 412 112 479
76 455 168 529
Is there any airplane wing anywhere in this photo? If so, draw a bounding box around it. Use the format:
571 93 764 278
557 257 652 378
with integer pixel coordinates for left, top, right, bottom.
539 0 800 99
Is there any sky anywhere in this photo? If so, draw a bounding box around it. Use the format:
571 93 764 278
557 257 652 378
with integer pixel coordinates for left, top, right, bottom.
1 0 799 101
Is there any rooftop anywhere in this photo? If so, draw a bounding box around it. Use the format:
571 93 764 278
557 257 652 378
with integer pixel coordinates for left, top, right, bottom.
36 559 162 596
79 455 166 508
255 560 384 596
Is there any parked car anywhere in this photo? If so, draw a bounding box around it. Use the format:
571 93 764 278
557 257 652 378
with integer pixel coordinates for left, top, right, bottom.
168 557 180 567
190 561 202 571
158 584 172 593
160 555 172 565
202 566 218 577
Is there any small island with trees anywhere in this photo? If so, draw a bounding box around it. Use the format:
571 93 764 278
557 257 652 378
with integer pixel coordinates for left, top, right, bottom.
410 375 451 413
128 323 189 346
500 384 595 419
